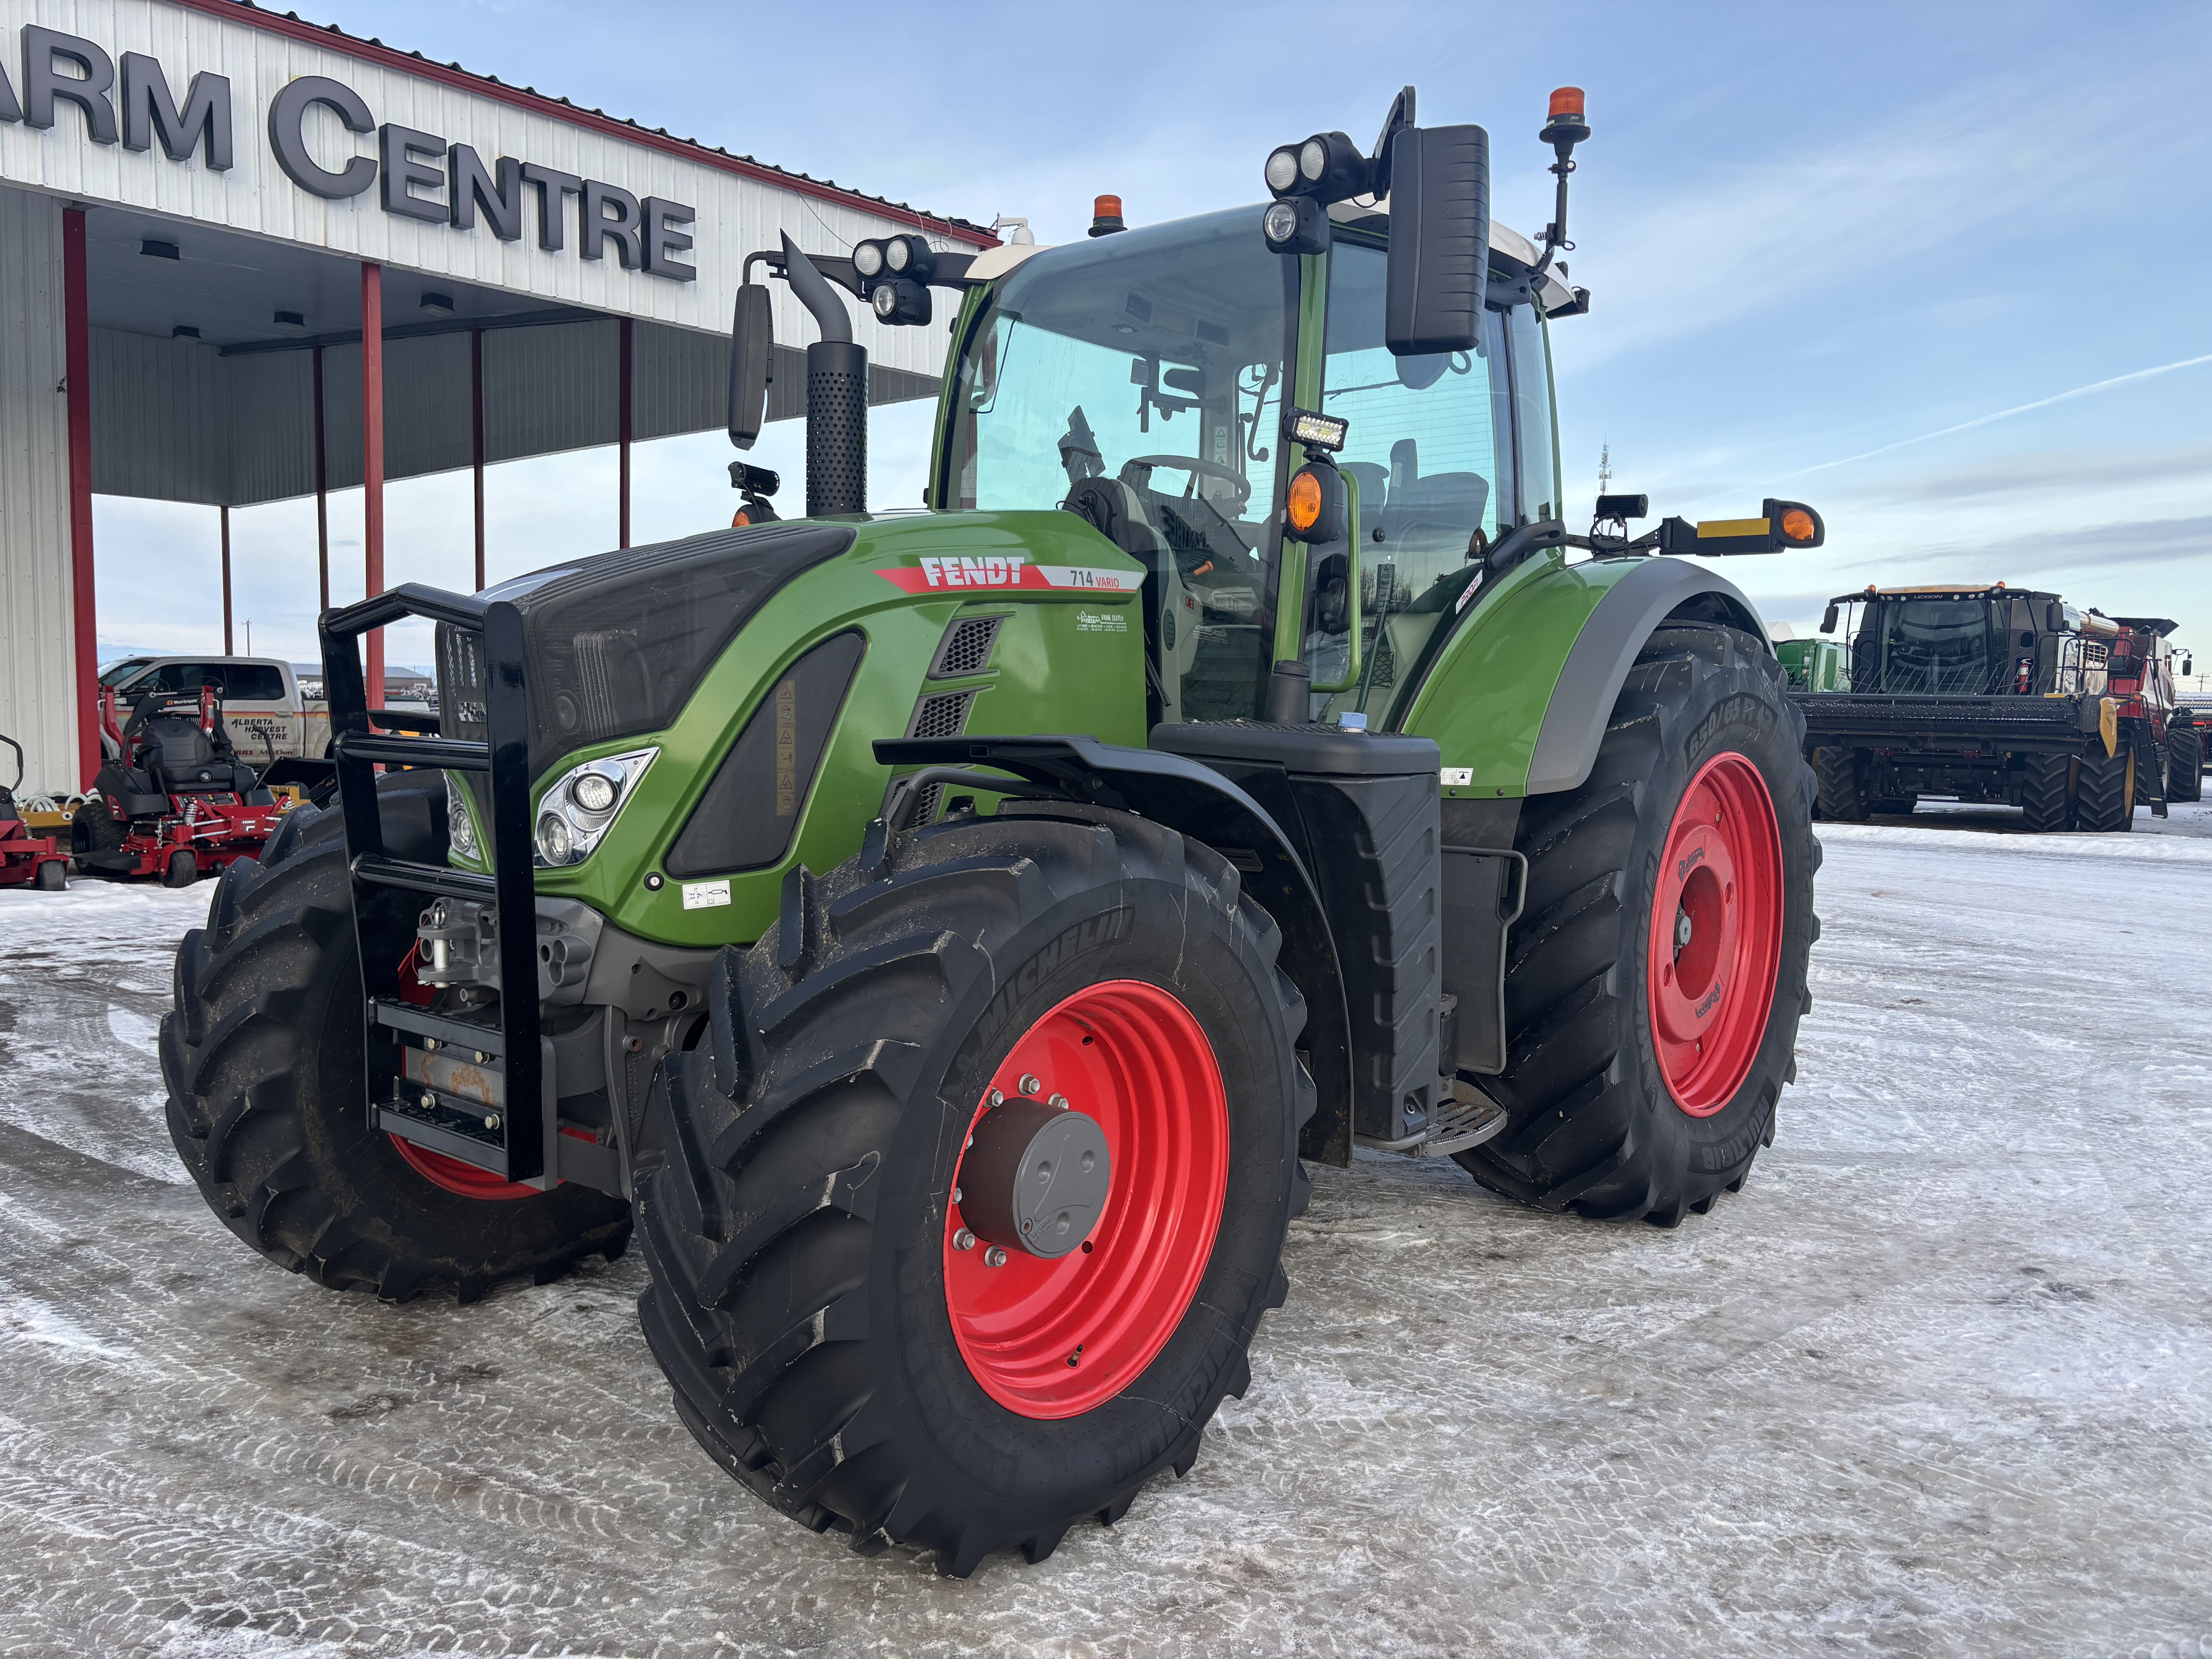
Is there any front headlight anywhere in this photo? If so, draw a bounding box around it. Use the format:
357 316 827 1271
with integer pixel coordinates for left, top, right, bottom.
446 773 480 861
533 747 656 868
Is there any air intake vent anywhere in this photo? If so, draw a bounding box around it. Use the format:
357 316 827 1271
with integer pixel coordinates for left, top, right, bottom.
928 615 1003 679
906 690 974 740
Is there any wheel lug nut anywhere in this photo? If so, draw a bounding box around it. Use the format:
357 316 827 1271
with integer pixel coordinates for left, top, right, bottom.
988 1089 1004 1107
984 1245 1008 1267
953 1228 976 1251
1019 1074 1042 1096
1049 1093 1069 1109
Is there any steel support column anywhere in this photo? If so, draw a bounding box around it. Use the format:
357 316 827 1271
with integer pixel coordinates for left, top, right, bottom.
471 326 486 591
62 208 98 787
361 261 385 708
313 342 330 613
220 506 233 654
618 316 633 550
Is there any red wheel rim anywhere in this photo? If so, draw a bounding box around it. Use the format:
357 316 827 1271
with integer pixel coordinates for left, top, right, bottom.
1647 752 1784 1117
388 944 543 1201
945 980 1229 1419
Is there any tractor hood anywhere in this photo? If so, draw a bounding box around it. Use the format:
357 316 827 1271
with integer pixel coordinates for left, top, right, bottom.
436 523 855 788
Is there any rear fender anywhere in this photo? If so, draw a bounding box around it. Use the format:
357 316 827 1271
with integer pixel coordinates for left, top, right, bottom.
1399 553 1767 798
876 733 1354 1166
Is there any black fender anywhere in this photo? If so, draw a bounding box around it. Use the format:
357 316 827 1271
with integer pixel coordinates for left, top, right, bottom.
875 734 1354 1165
1525 560 1768 795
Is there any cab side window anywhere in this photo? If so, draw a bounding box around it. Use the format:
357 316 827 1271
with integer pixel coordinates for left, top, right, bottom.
1506 305 1559 524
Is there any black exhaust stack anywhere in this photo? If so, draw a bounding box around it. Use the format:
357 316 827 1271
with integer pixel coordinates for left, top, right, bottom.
779 232 868 518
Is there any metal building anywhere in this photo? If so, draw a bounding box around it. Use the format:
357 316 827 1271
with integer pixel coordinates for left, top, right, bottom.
0 0 991 794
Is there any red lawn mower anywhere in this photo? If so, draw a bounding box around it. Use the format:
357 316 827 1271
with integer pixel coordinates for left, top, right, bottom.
74 687 289 887
0 733 71 892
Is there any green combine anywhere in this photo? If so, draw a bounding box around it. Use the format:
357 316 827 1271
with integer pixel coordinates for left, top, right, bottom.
162 86 1828 1575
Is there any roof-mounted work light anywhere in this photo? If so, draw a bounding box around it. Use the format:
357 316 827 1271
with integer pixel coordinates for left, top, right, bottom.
1264 129 1373 203
1261 196 1330 256
871 278 931 326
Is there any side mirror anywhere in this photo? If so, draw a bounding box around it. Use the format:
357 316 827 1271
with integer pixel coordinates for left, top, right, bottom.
1820 603 1839 635
727 283 773 450
1386 124 1490 356
2045 602 2065 632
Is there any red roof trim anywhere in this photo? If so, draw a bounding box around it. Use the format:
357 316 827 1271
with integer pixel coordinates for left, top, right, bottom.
170 0 998 248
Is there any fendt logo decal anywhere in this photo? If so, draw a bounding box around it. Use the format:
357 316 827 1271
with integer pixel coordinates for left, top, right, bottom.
877 557 1135 595
1677 845 1706 880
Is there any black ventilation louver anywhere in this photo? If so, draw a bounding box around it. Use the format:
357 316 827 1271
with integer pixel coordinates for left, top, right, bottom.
927 615 1003 679
906 690 975 740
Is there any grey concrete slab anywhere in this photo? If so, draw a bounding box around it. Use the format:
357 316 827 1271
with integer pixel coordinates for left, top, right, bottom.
1 811 2208 1657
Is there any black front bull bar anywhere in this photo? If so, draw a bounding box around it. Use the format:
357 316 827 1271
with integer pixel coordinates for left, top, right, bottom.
321 582 558 1186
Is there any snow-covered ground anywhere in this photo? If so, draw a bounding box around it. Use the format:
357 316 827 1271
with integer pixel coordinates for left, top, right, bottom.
3 806 2210 1658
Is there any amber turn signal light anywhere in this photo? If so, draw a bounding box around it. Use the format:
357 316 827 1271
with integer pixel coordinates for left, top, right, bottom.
1780 508 1816 543
1284 462 1346 543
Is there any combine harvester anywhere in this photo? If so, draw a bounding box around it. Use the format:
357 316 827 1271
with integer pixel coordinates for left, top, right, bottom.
163 87 1835 1573
1798 584 2198 830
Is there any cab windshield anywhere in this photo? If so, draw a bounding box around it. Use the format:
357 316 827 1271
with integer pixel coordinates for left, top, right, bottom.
942 209 1295 721
1856 599 1994 695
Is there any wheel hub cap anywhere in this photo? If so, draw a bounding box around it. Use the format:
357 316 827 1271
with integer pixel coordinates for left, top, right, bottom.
958 1097 1112 1260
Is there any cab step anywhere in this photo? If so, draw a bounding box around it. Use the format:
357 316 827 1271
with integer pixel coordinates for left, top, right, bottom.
1354 1086 1509 1159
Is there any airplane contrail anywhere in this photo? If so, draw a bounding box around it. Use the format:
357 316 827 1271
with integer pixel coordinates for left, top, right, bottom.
1783 351 2212 479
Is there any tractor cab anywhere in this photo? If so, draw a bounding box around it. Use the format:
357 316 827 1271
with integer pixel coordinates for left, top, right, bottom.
932 205 1572 730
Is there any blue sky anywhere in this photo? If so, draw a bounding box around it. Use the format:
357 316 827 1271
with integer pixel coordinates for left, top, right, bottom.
97 0 2212 687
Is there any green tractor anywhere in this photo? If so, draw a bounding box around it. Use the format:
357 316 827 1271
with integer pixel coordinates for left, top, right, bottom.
162 86 1827 1575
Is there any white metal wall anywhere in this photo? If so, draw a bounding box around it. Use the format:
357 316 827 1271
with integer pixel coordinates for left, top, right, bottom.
0 184 76 798
0 0 978 375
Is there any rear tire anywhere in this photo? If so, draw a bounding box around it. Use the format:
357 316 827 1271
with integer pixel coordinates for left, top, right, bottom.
1815 745 1868 822
1457 624 1819 1226
2020 753 2075 832
160 773 631 1301
637 805 1310 1575
2167 725 2203 803
73 796 127 861
2073 744 2136 832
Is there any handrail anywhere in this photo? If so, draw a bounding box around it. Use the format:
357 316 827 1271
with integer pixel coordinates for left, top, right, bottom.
334 732 492 771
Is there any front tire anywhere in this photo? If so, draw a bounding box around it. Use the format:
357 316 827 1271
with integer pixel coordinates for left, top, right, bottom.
636 805 1311 1575
2073 744 2136 832
2167 725 2203 803
2020 753 2075 832
1815 745 1868 821
160 773 632 1301
1458 624 1819 1226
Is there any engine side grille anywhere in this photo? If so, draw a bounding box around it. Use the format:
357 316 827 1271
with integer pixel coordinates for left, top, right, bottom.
928 615 1003 679
906 690 974 740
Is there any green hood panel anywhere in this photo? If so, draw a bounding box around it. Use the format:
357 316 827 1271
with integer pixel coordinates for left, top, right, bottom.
527 511 1147 946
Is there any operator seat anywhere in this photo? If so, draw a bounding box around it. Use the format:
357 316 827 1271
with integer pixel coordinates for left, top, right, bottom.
125 696 259 796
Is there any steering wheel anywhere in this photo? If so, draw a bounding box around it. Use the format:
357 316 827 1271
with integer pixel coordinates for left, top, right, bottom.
1119 454 1253 513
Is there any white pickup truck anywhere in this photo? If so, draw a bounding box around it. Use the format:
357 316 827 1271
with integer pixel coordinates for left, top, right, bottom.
97 656 332 766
